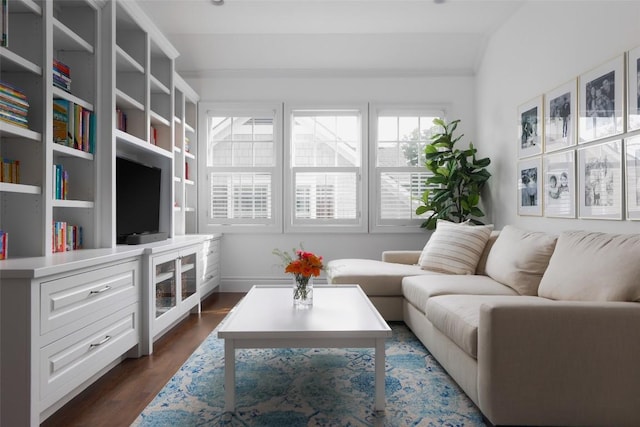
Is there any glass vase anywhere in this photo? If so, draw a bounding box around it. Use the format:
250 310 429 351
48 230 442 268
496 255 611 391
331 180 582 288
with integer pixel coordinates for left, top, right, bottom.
293 275 313 307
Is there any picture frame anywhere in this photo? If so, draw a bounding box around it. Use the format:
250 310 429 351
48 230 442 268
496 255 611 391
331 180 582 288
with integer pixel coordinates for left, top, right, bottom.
625 135 640 220
544 80 577 152
578 55 625 143
543 151 576 218
627 46 640 131
518 96 543 158
578 140 623 220
517 156 543 216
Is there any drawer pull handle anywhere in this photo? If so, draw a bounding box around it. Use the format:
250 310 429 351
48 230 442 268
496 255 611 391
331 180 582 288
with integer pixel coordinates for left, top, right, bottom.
205 275 214 281
90 335 111 348
90 286 112 295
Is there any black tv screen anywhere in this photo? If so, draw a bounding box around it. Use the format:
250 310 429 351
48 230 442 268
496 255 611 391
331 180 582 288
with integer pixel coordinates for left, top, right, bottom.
116 156 162 243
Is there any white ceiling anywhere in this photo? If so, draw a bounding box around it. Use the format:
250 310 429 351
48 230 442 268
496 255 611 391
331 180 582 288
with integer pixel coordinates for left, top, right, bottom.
135 0 525 77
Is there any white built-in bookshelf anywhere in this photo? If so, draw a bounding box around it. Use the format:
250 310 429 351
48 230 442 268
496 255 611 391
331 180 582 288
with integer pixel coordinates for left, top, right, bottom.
0 0 200 258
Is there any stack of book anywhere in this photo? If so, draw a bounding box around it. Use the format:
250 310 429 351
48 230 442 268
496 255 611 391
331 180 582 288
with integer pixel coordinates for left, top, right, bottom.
0 230 7 260
53 99 95 153
52 221 82 253
0 157 20 183
0 80 29 128
53 59 71 92
150 125 157 145
53 164 68 200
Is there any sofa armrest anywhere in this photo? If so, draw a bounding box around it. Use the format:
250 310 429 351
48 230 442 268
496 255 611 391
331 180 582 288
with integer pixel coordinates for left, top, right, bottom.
477 300 640 426
381 250 421 265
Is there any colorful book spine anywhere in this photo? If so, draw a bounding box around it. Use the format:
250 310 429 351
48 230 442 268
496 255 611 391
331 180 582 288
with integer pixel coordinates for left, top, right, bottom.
53 99 70 145
0 230 8 260
0 80 30 129
52 59 71 92
0 157 20 184
52 222 82 253
53 164 68 199
116 109 127 132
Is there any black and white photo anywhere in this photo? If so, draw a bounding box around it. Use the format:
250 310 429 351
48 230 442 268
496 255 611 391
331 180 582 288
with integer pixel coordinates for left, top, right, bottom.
518 96 543 158
544 151 575 218
517 157 542 216
578 140 622 219
625 136 640 220
578 56 624 143
545 80 576 152
627 46 640 131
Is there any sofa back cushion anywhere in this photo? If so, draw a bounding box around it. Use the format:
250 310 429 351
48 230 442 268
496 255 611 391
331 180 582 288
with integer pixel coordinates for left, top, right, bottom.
484 225 557 295
538 230 640 302
418 220 493 275
475 230 500 275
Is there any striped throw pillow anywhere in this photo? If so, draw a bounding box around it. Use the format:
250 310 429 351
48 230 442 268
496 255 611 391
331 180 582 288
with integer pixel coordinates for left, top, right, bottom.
419 220 493 275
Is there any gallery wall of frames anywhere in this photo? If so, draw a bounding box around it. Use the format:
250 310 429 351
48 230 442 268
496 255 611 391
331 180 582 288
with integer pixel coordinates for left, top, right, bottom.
517 46 640 221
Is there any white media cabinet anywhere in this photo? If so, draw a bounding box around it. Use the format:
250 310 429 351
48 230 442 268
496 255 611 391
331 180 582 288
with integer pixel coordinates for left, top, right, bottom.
0 234 221 426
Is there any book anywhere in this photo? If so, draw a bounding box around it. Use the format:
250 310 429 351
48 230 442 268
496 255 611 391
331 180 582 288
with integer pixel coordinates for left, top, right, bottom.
53 99 69 145
53 59 71 77
0 81 28 101
0 230 7 260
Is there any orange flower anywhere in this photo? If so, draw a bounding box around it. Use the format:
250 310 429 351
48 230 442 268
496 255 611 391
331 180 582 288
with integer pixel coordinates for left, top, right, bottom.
273 245 324 278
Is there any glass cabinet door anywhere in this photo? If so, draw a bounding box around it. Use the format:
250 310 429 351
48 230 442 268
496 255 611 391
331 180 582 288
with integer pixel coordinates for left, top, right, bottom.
181 252 197 300
155 259 177 318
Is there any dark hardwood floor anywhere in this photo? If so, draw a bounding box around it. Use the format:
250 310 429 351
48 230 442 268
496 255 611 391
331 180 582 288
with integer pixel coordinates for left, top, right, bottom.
42 292 244 427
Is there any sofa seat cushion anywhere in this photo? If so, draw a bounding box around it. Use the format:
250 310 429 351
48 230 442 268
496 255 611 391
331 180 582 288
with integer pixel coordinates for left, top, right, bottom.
402 274 517 314
538 230 640 302
426 295 546 359
326 259 437 296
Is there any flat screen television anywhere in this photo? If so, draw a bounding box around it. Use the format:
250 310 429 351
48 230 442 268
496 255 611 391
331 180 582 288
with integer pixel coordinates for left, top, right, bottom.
116 156 167 244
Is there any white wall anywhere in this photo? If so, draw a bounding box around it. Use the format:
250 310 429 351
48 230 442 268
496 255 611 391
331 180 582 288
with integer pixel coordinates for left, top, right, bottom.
477 0 640 234
189 73 478 291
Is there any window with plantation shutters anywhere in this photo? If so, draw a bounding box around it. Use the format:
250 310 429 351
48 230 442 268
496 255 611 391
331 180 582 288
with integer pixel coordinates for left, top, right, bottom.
200 103 283 232
370 106 444 232
285 106 367 232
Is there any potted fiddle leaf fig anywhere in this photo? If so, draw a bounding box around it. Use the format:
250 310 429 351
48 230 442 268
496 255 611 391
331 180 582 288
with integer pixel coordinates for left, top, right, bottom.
415 118 491 230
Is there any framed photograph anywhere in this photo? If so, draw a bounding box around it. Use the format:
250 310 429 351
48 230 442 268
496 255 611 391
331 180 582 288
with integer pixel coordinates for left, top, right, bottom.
625 135 640 220
627 46 640 131
518 96 543 158
517 156 543 216
543 151 576 218
544 80 577 152
578 55 625 143
578 140 623 220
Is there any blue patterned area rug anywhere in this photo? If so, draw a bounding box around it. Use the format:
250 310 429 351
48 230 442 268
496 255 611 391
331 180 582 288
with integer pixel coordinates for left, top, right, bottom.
132 322 485 426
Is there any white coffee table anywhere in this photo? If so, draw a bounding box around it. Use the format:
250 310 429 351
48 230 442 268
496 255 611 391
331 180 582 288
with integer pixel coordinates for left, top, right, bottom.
217 284 392 412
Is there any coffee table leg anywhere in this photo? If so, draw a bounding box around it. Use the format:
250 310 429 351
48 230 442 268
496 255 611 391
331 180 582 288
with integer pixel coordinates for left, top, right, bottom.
224 339 236 412
374 338 385 411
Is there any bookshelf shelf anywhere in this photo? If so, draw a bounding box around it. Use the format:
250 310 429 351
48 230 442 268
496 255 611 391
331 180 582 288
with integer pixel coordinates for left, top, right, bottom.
174 176 181 183
52 199 95 209
184 179 194 186
115 129 173 159
52 143 95 160
184 122 195 133
0 182 42 195
52 18 94 54
184 151 195 160
115 45 144 74
150 110 171 127
184 207 195 213
53 86 94 111
0 47 42 75
150 75 170 96
0 121 42 141
12 0 42 15
115 89 144 111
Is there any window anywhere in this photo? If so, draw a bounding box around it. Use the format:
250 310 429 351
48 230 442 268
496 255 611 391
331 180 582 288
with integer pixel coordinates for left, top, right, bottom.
199 103 282 232
370 106 444 232
285 106 367 232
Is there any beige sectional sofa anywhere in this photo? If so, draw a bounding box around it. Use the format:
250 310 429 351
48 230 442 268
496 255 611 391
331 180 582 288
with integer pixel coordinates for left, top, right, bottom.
326 225 640 427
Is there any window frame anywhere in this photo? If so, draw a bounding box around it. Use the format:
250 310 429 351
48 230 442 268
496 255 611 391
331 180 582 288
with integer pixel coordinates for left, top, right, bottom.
198 102 284 233
369 104 446 233
284 103 369 233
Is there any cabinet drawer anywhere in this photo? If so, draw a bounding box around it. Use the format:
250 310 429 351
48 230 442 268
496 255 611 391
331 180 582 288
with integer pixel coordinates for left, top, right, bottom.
39 305 138 409
40 260 139 335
